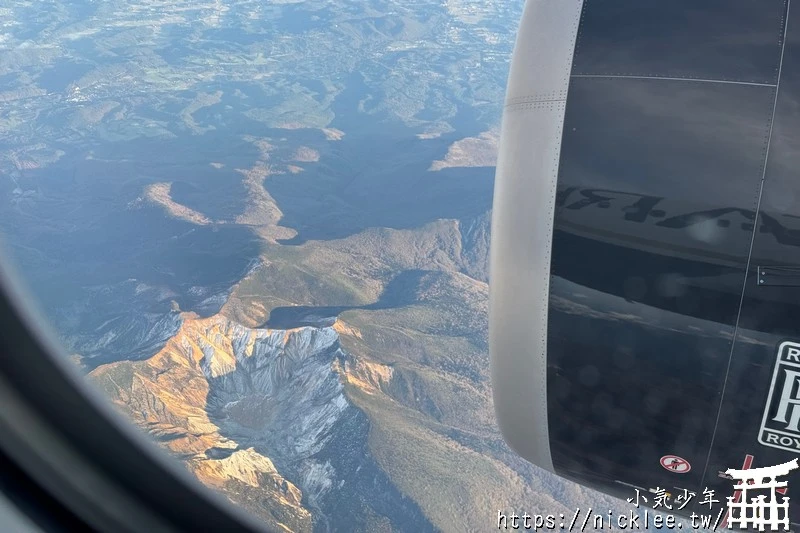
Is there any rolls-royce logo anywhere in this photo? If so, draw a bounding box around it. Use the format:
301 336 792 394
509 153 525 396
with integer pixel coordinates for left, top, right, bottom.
760 342 800 453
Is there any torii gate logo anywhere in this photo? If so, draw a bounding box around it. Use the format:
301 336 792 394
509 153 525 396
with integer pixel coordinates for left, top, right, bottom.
724 458 798 530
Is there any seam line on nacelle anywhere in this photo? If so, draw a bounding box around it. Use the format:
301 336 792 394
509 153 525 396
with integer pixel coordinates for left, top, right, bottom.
504 97 567 108
571 74 777 88
506 93 568 105
504 101 567 113
698 0 791 486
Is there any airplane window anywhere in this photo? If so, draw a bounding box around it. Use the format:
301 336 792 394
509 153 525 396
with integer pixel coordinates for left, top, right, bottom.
0 0 724 531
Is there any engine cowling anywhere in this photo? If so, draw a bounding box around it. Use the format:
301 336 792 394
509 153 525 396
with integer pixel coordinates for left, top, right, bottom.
491 0 800 524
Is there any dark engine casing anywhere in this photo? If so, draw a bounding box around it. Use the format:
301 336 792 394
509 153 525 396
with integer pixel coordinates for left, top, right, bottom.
490 0 800 524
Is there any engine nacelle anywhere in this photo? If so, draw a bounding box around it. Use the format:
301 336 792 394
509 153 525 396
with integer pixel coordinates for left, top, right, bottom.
491 0 800 524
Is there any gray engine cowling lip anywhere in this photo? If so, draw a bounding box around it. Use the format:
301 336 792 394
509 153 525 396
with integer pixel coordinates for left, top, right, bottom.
489 0 585 473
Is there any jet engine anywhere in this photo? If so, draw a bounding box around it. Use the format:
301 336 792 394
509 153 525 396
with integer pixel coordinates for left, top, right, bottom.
491 0 800 524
